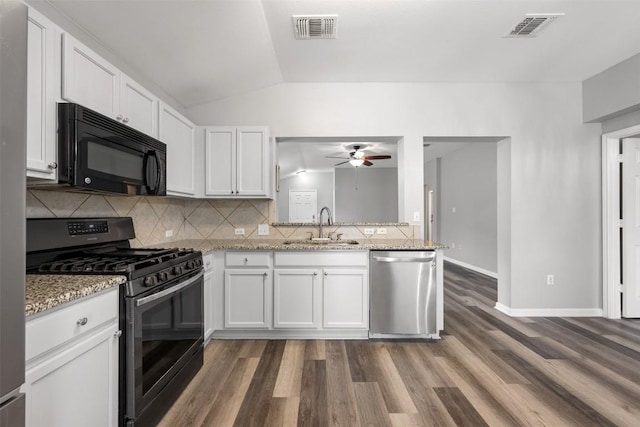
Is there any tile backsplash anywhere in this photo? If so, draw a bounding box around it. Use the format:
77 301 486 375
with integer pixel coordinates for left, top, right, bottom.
27 190 416 247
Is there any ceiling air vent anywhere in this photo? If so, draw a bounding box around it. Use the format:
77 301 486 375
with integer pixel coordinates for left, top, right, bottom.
504 13 563 38
293 15 338 39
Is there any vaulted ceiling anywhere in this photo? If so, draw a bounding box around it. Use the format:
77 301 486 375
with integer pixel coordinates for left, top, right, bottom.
42 0 640 108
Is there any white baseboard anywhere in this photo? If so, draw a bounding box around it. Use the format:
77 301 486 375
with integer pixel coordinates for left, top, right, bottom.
444 256 498 279
494 302 603 317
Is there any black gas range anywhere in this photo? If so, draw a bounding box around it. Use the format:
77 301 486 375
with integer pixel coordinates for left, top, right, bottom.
26 217 204 426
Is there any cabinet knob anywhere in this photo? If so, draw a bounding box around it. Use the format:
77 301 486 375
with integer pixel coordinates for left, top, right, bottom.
231 191 234 194
77 317 88 326
263 272 268 277
47 162 57 170
244 257 248 263
116 114 123 121
313 272 318 276
122 117 130 123
114 330 122 338
324 272 328 276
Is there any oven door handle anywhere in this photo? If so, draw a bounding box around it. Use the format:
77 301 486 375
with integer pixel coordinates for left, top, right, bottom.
136 270 204 307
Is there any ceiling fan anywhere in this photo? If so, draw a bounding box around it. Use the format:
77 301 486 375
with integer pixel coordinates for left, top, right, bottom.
326 145 392 167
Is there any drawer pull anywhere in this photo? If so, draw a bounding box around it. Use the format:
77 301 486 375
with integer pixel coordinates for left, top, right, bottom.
244 258 248 263
313 272 318 276
114 330 122 338
76 317 88 326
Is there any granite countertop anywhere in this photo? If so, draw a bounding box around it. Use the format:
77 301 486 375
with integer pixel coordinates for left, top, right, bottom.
25 274 127 317
154 239 447 253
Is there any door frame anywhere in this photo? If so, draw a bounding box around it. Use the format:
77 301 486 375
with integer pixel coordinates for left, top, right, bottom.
602 124 640 318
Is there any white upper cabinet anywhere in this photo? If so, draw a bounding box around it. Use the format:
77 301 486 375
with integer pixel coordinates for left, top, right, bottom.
159 102 197 197
204 126 269 198
62 33 120 118
26 7 58 180
62 33 159 138
120 75 159 137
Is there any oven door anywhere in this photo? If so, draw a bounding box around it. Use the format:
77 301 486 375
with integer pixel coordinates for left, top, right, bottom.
126 270 203 420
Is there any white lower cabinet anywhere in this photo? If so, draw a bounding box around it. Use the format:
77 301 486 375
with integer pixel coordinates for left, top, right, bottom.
224 269 271 328
23 288 119 427
323 268 369 329
273 269 321 329
203 253 214 342
214 250 368 338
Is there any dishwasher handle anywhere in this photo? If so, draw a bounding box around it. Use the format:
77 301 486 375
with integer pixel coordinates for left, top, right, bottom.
372 255 435 263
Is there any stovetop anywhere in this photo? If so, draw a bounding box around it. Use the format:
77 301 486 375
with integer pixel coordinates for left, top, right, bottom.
26 217 203 297
30 248 197 275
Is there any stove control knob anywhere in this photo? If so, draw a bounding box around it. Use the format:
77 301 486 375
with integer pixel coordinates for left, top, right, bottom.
143 276 155 287
186 261 195 270
196 259 202 267
173 265 183 275
158 272 168 281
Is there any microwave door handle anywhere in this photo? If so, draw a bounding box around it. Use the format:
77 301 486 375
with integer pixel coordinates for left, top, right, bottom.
154 150 163 195
144 150 158 195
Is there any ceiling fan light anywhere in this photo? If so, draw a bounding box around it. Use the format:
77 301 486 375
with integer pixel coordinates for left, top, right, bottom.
349 158 364 167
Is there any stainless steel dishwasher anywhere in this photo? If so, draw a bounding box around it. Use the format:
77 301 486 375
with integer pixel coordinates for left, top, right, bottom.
369 251 438 339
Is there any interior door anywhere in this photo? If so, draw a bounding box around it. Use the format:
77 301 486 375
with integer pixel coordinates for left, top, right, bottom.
622 137 640 317
289 190 317 222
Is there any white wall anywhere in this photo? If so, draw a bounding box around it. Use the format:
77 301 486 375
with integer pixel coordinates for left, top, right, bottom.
187 82 602 312
430 143 497 273
334 168 398 222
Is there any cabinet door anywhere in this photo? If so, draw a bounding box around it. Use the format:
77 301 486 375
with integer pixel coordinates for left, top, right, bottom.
323 268 369 329
236 127 268 196
224 269 270 328
159 102 196 196
62 33 119 118
120 75 158 138
204 127 236 196
204 254 214 341
26 8 57 180
273 269 321 329
24 324 119 427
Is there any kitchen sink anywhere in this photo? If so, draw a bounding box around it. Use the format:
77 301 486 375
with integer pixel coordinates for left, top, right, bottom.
282 239 360 246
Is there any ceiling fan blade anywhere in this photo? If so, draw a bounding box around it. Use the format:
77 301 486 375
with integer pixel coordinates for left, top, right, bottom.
334 160 350 166
363 160 373 166
326 156 350 160
363 155 391 160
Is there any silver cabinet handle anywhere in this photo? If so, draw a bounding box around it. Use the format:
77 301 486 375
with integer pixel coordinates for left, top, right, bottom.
313 272 318 276
324 271 328 276
244 257 248 263
122 117 130 123
116 114 123 121
77 317 88 326
48 162 57 170
263 272 268 277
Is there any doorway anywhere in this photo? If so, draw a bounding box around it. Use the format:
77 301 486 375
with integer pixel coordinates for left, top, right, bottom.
603 125 640 318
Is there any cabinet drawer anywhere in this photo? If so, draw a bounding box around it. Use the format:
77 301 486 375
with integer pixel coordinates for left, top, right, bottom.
274 251 368 267
26 288 118 362
225 251 272 267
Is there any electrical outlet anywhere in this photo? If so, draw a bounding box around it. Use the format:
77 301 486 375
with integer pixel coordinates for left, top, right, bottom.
376 228 387 235
547 274 555 285
234 228 245 235
258 224 269 236
413 211 420 222
364 228 375 235
165 230 173 238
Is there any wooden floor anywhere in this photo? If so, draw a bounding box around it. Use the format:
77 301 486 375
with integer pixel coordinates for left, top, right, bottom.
159 262 640 426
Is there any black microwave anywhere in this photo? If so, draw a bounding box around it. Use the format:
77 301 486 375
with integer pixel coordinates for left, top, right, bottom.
57 103 166 196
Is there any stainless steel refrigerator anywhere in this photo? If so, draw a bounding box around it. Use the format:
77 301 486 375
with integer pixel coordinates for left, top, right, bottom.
0 2 27 425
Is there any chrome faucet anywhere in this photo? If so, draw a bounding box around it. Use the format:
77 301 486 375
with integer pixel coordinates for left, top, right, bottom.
318 206 333 239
